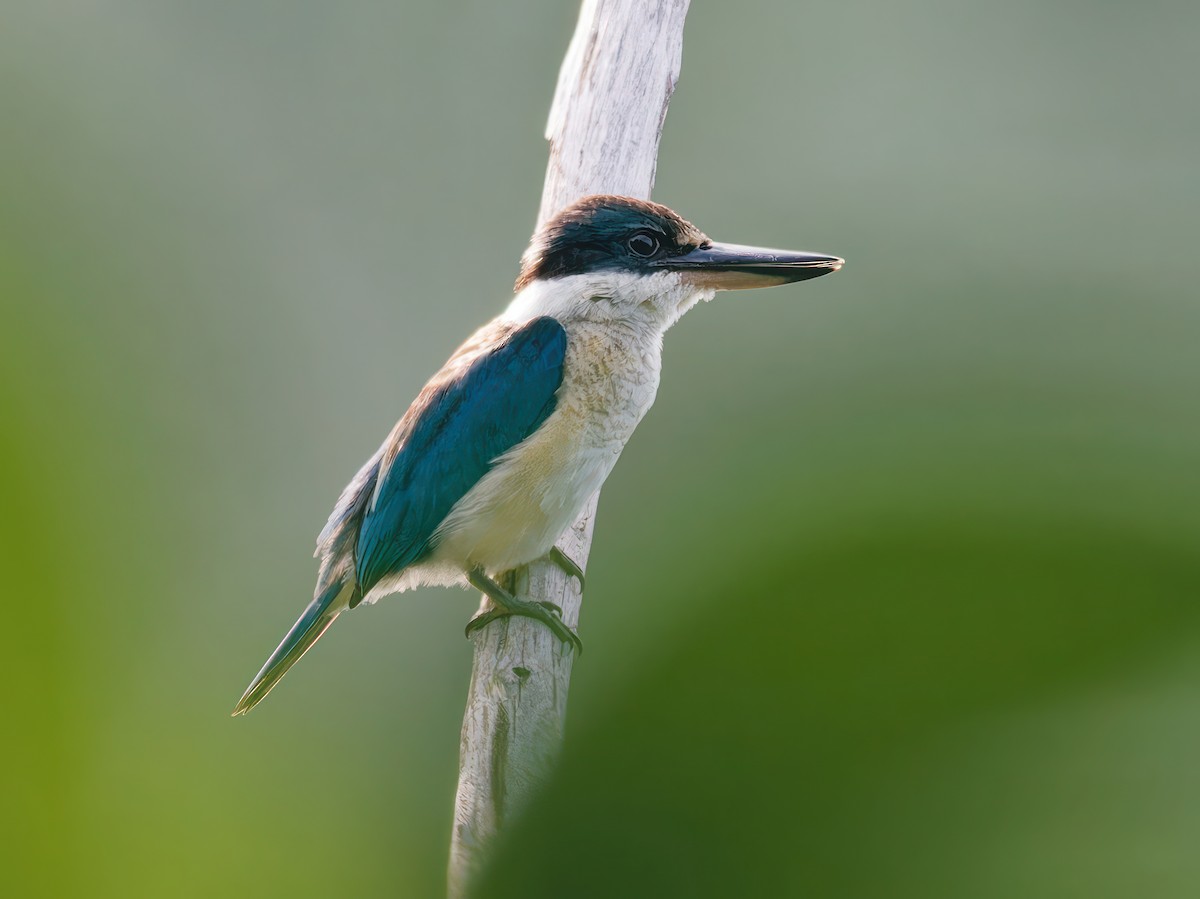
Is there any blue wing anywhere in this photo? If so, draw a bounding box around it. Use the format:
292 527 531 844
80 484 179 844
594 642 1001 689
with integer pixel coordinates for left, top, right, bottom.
351 315 567 593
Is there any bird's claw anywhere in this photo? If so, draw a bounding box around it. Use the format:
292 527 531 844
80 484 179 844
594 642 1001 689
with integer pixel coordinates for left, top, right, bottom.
547 546 586 591
465 567 583 655
465 604 583 656
464 609 502 638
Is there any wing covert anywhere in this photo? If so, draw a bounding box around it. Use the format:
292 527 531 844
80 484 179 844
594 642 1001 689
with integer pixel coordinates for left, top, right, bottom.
353 316 567 592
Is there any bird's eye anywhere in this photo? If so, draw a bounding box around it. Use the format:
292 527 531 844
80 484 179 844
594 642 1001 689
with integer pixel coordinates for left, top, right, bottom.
627 231 661 257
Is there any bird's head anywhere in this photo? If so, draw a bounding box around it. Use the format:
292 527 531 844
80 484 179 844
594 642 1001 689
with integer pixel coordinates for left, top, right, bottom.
507 195 842 331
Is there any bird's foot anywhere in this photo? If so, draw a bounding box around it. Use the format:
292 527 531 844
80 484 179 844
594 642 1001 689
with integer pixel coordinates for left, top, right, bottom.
547 546 586 591
465 567 583 656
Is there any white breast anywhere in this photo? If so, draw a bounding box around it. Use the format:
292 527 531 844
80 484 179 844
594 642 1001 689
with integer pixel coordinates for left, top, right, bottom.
429 318 662 575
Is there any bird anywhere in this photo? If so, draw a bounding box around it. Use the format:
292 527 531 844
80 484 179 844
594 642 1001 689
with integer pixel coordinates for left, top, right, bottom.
232 194 842 715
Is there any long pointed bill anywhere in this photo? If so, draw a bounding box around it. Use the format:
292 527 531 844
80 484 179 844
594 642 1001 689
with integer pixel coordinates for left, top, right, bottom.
656 241 844 290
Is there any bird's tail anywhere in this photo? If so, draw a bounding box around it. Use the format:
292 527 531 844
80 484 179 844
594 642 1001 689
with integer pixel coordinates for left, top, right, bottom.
232 579 354 716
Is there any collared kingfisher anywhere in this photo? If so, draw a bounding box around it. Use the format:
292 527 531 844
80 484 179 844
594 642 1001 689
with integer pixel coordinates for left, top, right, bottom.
233 195 842 715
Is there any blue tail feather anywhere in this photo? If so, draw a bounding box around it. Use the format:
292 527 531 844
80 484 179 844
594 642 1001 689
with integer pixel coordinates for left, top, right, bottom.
232 580 351 716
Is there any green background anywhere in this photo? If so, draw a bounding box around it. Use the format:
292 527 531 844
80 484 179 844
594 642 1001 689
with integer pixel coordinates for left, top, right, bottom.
2 2 1198 896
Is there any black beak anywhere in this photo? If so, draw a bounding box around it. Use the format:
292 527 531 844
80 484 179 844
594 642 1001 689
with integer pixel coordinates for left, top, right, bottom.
655 241 844 290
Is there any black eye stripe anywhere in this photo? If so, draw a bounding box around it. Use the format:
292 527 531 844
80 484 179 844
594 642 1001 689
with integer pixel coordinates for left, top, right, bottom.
514 196 710 291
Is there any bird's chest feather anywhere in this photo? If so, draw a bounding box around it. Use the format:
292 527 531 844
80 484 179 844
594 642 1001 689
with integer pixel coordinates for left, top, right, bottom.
556 322 662 448
432 323 660 570
487 323 660 516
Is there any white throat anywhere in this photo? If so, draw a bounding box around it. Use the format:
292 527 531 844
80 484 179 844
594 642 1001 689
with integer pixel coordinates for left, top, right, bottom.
501 271 715 333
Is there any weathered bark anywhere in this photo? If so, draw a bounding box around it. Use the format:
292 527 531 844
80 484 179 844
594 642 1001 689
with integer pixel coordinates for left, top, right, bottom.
448 1 691 896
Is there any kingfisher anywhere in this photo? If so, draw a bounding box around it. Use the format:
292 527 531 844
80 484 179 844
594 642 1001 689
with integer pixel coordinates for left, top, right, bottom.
232 195 842 715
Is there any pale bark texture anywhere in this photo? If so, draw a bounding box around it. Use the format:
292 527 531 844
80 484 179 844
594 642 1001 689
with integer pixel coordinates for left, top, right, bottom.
447 1 691 896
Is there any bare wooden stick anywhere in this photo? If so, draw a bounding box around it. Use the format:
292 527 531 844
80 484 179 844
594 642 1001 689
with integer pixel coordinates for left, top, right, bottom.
447 1 690 895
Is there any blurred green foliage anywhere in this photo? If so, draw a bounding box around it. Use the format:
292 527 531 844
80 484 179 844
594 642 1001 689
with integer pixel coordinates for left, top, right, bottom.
2 1 1197 897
